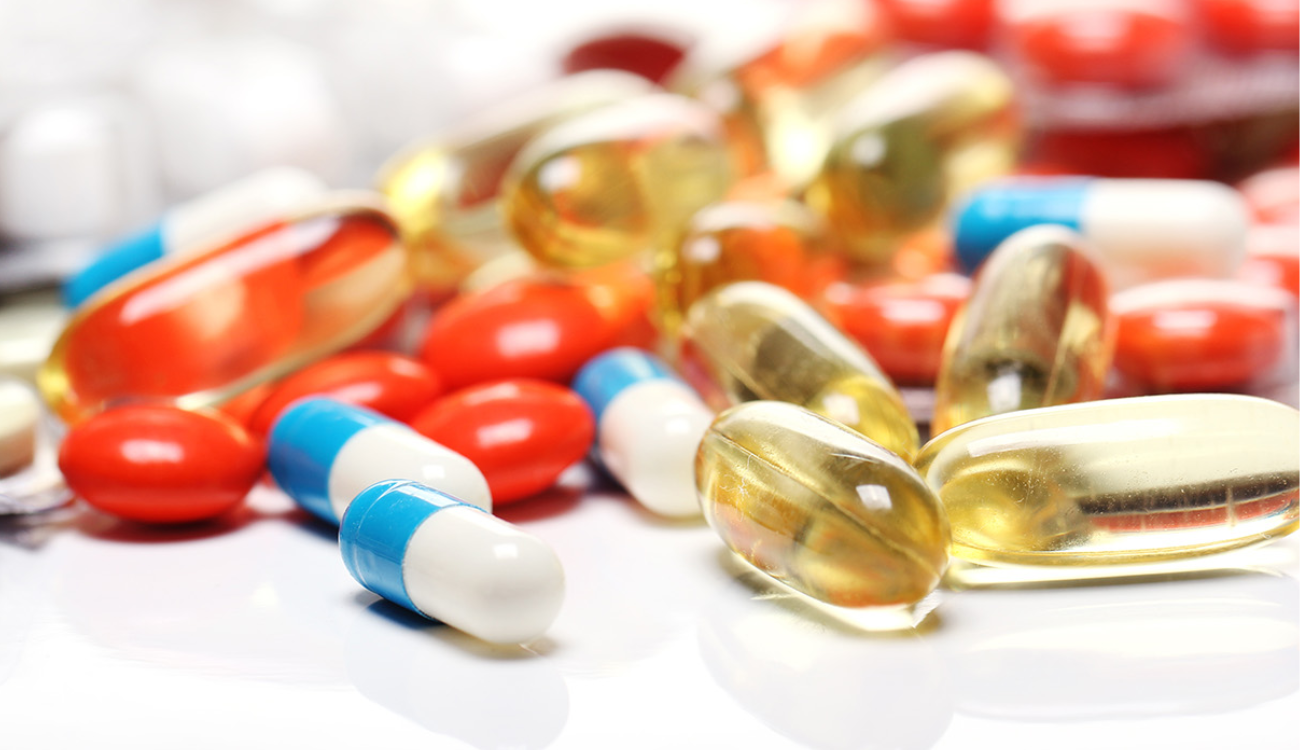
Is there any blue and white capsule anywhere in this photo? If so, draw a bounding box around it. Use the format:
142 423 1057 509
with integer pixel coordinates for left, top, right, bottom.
952 178 1249 289
64 166 328 307
341 479 565 644
267 397 490 524
573 348 713 518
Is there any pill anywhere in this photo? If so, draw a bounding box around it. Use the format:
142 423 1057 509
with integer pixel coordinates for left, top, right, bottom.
669 0 892 186
572 348 712 518
1237 165 1299 225
58 405 264 524
340 479 565 644
245 351 441 437
410 380 594 505
655 200 838 335
501 93 734 269
572 261 660 350
879 0 994 49
1198 0 1300 53
1112 279 1293 390
933 226 1112 434
696 401 950 607
952 177 1250 288
914 394 1299 566
418 277 619 390
681 281 919 459
1238 225 1300 299
806 51 1018 266
39 194 411 424
0 380 40 478
562 30 689 84
819 273 970 386
377 71 655 290
64 167 328 308
267 397 490 524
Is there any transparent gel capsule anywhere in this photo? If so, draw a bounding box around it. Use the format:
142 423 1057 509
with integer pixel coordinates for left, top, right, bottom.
696 401 950 607
377 71 655 290
501 93 734 269
668 0 893 187
806 50 1018 266
932 226 1113 434
40 194 411 424
914 394 1300 567
681 281 919 459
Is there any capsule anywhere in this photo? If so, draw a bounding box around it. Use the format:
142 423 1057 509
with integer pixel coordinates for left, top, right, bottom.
696 401 950 607
1237 165 1299 225
668 0 892 186
267 397 490 524
501 93 734 269
377 71 655 289
64 167 328 308
1238 224 1299 299
914 395 1300 567
681 281 918 459
880 0 994 49
932 226 1112 434
340 479 565 644
805 51 1018 266
952 177 1250 287
572 348 712 518
40 194 411 424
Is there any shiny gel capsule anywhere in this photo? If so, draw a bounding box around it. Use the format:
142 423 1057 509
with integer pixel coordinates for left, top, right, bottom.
914 395 1300 567
932 226 1113 434
64 167 328 308
953 177 1250 288
573 348 713 518
696 401 950 607
502 93 734 269
267 397 490 524
340 479 565 645
681 281 919 460
806 50 1018 267
40 194 411 424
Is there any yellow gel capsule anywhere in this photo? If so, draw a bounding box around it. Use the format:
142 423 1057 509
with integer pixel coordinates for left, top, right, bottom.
681 281 919 459
914 394 1300 567
40 194 410 424
669 0 893 187
932 225 1113 434
377 71 655 290
696 400 950 607
501 93 735 269
805 50 1018 266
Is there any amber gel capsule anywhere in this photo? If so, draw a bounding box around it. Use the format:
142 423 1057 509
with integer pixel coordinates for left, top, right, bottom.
41 194 411 424
697 401 950 607
377 71 654 289
932 225 1113 434
914 395 1299 567
806 51 1018 266
681 281 919 459
501 93 734 269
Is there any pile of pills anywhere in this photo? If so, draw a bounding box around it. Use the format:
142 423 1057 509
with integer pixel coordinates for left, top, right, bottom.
1 0 1297 647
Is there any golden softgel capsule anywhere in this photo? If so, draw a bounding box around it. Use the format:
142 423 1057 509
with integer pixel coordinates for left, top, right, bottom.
806 50 1017 266
681 281 919 459
932 225 1113 434
914 395 1300 567
502 93 734 269
697 401 950 607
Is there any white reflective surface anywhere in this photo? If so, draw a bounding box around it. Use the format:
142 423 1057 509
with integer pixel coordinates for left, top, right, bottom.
0 466 1296 749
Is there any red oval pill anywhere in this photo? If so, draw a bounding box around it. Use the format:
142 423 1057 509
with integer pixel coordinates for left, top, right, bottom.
1238 166 1300 225
880 0 994 49
1009 8 1191 89
562 30 689 84
1198 0 1300 54
59 406 265 524
411 379 594 504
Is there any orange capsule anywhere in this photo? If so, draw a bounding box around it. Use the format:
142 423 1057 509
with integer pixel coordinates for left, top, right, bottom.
1112 279 1294 390
571 261 660 350
40 195 411 424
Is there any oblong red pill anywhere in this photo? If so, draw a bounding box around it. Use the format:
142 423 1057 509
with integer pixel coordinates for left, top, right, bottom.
1198 0 1300 53
246 351 441 436
1238 225 1300 299
59 406 265 523
1112 279 1294 390
1238 166 1300 225
562 30 689 84
411 379 595 504
1008 8 1191 89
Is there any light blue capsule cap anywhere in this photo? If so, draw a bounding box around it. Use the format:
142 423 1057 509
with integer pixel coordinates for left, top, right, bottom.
339 479 466 616
267 397 393 523
64 222 166 308
952 178 1092 273
572 347 676 421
